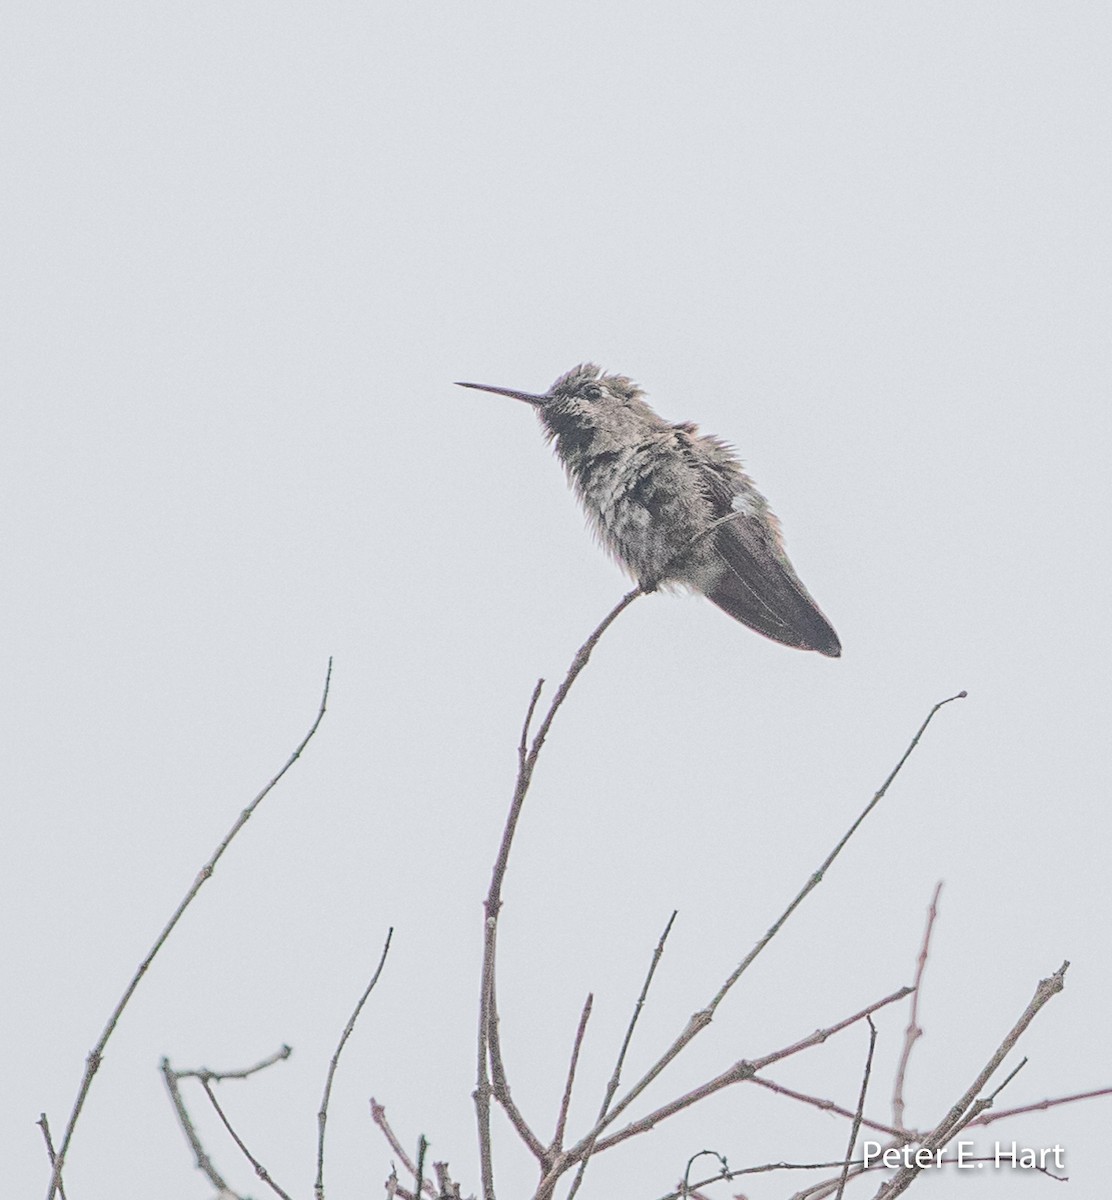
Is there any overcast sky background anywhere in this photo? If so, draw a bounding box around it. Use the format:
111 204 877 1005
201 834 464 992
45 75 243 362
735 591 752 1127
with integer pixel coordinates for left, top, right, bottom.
3 3 1110 1198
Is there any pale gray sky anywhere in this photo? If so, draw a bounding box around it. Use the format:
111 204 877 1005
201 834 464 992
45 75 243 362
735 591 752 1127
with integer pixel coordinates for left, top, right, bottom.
3 3 1110 1197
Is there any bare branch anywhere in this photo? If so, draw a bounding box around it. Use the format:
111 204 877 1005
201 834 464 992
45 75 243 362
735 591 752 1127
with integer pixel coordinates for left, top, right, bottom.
873 962 1068 1199
576 691 965 1147
552 994 593 1153
173 1044 293 1083
675 1139 1068 1200
749 1074 904 1139
602 910 678 1117
681 1150 729 1198
835 1016 878 1200
581 986 911 1159
791 1144 1066 1200
486 966 547 1161
35 1116 67 1200
316 927 394 1200
414 1136 428 1200
162 1046 292 1199
433 1160 464 1199
487 588 641 921
892 882 942 1130
564 911 678 1200
161 1057 239 1198
201 1077 293 1200
655 1155 877 1200
968 1084 1112 1127
519 678 544 761
475 588 643 1200
45 660 333 1200
370 1100 438 1199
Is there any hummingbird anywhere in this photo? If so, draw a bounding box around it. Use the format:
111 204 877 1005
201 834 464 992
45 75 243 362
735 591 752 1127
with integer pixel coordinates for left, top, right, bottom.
456 364 841 657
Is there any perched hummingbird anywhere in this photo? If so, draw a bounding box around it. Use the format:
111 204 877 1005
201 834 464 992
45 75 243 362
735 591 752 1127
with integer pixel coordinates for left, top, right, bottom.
456 364 841 657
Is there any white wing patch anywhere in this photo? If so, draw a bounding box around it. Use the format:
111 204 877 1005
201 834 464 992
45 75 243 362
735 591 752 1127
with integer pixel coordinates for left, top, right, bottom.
730 492 760 518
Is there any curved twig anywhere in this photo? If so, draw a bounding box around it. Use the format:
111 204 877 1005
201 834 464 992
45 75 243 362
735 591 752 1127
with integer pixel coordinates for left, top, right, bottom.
316 927 395 1200
44 660 334 1200
475 587 643 1198
173 1044 293 1083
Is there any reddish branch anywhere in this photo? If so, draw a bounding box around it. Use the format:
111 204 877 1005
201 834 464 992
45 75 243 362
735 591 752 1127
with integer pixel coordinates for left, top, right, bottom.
892 882 942 1130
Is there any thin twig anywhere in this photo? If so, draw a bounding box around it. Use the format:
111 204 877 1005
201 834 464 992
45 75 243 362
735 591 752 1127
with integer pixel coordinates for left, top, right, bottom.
370 1100 438 1199
601 911 678 1117
519 679 544 761
564 910 678 1200
486 588 641 913
835 1016 878 1200
35 1116 67 1200
892 882 942 1130
316 927 394 1200
988 1056 1029 1100
173 1044 293 1083
580 986 912 1159
552 995 593 1152
654 1155 880 1200
669 1144 1069 1200
792 1138 1068 1200
162 1047 290 1199
201 1078 293 1200
873 962 1068 1199
45 660 333 1200
749 1074 904 1138
486 964 548 1161
681 1150 729 1198
575 692 966 1148
929 1056 1031 1151
433 1160 463 1199
414 1136 428 1200
969 1084 1112 1127
475 588 643 1200
161 1057 237 1197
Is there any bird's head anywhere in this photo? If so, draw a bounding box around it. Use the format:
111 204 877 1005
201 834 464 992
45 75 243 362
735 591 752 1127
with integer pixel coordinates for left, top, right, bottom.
456 364 658 450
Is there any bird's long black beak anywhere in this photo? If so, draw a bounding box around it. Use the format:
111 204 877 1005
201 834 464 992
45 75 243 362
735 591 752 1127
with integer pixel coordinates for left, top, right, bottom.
455 380 549 407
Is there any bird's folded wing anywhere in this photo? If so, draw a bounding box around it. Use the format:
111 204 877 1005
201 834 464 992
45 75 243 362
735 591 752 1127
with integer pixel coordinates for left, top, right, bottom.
706 514 841 656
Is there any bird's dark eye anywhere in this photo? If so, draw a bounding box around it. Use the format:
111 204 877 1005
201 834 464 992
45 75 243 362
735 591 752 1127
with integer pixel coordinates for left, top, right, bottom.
583 383 602 401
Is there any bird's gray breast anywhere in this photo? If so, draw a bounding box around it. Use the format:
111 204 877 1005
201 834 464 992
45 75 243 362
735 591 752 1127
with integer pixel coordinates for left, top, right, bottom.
562 431 716 585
